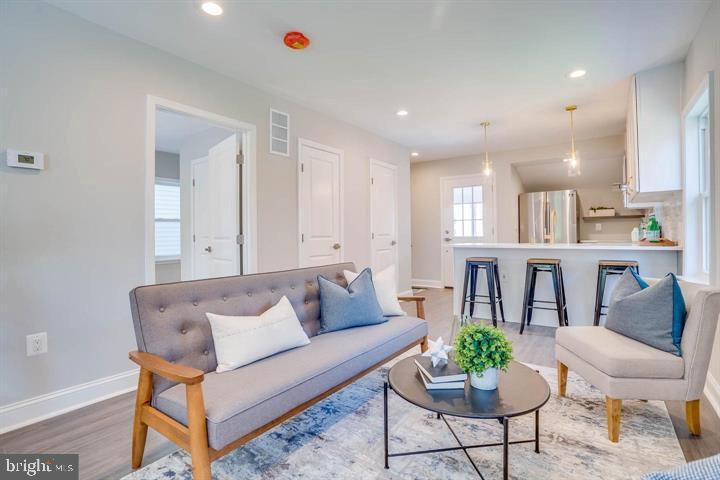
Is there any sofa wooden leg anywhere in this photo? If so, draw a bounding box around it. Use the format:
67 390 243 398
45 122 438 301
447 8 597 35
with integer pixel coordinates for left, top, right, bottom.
606 396 622 442
187 383 212 480
557 361 568 397
131 368 152 469
686 399 701 436
420 336 429 353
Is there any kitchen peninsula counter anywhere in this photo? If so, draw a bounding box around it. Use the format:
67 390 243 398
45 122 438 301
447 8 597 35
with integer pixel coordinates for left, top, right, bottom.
451 242 681 328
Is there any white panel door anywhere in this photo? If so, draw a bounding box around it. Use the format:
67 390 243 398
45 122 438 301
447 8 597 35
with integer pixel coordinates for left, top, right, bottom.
299 140 342 267
208 134 240 277
191 158 211 279
370 159 398 277
441 175 494 287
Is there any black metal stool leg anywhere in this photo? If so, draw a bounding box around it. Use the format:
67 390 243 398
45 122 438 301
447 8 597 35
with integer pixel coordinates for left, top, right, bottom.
551 266 564 327
520 264 532 334
593 266 604 326
485 265 498 327
559 266 568 326
460 262 470 316
526 267 538 325
469 264 478 317
494 263 505 323
596 267 607 325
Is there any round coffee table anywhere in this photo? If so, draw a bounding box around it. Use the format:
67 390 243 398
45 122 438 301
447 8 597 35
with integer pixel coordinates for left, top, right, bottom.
384 355 550 479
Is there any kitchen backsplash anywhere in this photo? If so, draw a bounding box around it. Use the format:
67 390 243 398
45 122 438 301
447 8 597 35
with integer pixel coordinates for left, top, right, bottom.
652 191 683 243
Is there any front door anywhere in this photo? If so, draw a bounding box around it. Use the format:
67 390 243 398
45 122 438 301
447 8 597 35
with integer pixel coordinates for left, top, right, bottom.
441 175 494 287
370 159 398 278
298 140 343 267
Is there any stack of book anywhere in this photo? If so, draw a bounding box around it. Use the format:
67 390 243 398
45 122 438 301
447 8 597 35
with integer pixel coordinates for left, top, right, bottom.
414 356 467 390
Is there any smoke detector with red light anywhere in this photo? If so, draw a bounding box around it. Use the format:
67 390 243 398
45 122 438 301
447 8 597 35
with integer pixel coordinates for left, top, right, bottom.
284 31 310 50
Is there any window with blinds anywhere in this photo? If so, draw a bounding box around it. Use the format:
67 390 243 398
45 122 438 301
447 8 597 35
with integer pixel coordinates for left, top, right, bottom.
155 179 181 261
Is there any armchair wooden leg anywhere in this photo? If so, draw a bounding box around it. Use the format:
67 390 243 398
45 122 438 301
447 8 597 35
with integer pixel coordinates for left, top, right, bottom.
686 399 701 436
557 361 568 397
606 396 622 443
131 368 152 469
187 383 212 480
420 336 429 353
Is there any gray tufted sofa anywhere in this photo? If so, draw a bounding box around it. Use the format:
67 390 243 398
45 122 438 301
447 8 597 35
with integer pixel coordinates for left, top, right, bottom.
128 262 428 479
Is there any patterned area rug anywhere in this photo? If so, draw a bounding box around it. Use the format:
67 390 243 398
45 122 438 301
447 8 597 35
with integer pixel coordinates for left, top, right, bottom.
123 360 685 480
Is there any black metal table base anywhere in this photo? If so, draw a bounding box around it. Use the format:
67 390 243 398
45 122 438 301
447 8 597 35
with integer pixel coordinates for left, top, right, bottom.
384 382 540 480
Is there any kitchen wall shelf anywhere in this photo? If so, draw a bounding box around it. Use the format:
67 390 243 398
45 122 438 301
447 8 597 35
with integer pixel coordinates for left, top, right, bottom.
582 214 644 220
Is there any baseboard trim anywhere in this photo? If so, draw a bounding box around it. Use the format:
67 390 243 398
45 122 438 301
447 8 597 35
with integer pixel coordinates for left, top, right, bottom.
411 278 444 289
705 372 720 417
0 368 139 434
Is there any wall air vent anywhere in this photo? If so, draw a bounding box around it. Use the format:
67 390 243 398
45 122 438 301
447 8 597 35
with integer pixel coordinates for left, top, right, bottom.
269 109 290 156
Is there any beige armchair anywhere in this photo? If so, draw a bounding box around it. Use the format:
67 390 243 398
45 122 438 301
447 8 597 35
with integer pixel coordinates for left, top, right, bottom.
555 278 720 442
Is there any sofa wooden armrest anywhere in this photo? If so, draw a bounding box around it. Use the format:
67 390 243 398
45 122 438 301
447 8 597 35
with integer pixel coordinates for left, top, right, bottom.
129 351 205 385
398 295 426 320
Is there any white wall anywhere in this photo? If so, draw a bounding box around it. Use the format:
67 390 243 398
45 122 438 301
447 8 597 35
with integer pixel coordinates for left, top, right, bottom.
0 1 411 408
683 0 720 410
410 135 625 283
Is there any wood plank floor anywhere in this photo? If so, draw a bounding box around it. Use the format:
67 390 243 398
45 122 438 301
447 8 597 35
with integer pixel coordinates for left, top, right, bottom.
1 287 717 479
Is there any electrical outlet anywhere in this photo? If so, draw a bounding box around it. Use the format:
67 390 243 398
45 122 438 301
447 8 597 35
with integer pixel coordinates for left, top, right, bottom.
26 332 48 356
595 223 602 232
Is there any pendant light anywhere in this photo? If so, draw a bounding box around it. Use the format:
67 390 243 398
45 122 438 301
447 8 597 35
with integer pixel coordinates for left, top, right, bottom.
481 121 492 176
563 105 580 176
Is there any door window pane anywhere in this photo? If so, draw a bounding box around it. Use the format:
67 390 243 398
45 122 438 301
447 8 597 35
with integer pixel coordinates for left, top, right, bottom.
453 204 463 221
454 221 464 237
453 187 463 204
463 187 473 204
463 220 472 236
472 186 482 202
474 221 484 237
463 203 472 220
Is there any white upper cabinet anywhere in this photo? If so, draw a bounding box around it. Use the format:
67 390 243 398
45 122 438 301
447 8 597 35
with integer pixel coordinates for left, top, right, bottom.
624 62 683 207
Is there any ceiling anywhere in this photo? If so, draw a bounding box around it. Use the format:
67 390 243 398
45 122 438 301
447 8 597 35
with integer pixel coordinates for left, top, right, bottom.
515 155 623 192
50 0 711 161
155 109 229 153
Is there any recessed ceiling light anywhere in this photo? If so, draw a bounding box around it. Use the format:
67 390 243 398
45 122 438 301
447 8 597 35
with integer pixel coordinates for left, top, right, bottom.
410 152 419 157
201 2 223 16
396 109 409 117
568 69 587 79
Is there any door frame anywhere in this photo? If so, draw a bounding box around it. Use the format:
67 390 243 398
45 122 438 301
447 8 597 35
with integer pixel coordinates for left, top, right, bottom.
297 138 345 267
145 95 257 284
189 156 208 279
369 158 399 278
439 173 497 287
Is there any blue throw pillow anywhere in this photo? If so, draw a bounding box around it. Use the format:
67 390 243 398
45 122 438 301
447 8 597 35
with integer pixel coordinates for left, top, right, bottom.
605 269 686 356
317 267 386 334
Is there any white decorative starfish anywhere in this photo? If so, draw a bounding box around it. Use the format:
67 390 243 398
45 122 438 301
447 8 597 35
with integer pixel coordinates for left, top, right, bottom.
422 337 454 367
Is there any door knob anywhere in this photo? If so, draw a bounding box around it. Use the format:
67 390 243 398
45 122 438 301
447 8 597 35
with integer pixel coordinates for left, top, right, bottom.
204 246 212 253
391 240 397 246
444 237 452 242
332 243 341 250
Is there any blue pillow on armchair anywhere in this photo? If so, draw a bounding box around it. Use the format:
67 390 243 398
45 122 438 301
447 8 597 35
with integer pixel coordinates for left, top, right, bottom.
605 269 686 356
318 267 386 334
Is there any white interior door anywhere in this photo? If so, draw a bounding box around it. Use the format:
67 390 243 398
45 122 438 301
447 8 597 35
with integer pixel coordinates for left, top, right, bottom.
441 175 494 287
191 134 240 279
370 159 398 277
299 140 342 267
191 158 211 279
208 134 240 277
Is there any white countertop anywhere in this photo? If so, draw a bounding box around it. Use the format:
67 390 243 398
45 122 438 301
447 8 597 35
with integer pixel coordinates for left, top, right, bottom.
451 242 682 251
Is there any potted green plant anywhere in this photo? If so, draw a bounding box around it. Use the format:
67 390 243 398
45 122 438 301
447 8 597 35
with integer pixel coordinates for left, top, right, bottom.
454 323 513 390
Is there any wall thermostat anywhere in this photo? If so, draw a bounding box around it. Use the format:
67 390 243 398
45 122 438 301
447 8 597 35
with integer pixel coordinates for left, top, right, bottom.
6 149 45 170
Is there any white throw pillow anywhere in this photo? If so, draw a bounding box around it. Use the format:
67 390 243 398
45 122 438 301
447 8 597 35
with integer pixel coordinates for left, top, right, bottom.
206 296 310 373
344 265 405 317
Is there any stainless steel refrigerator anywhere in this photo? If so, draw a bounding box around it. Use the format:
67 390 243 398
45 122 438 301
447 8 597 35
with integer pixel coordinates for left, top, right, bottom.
518 190 579 243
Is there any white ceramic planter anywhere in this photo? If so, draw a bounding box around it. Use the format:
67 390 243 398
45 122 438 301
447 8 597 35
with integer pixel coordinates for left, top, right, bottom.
470 368 499 390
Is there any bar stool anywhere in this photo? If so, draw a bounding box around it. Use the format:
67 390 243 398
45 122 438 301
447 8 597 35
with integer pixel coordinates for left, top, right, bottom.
593 260 639 326
460 257 505 327
519 258 568 334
